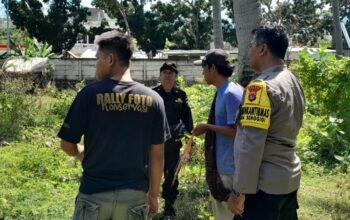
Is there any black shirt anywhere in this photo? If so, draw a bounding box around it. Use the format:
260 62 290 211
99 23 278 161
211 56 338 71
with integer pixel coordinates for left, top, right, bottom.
153 85 193 136
58 80 170 194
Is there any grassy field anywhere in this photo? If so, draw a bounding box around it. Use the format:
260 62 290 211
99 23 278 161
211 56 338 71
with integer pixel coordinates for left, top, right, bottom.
298 174 350 220
0 78 349 219
1 141 349 220
171 170 350 220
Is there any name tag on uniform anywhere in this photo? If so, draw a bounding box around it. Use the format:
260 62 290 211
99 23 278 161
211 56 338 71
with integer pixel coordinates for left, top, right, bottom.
240 80 271 129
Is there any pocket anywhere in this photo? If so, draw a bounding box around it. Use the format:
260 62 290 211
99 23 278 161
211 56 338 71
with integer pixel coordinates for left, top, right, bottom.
127 203 149 220
73 197 99 220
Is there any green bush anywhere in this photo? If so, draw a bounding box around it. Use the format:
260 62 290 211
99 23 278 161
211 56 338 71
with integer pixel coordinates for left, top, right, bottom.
49 90 76 120
0 142 80 219
292 48 350 169
48 81 83 121
291 47 350 124
297 114 350 173
0 78 36 141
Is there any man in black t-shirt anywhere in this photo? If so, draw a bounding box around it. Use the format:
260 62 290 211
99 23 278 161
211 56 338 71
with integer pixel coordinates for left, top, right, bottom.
153 62 193 219
58 31 170 220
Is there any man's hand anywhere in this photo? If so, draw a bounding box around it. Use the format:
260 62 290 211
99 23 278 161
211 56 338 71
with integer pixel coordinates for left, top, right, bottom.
60 139 84 162
147 194 158 219
148 143 163 218
227 193 245 215
76 144 84 161
192 123 209 136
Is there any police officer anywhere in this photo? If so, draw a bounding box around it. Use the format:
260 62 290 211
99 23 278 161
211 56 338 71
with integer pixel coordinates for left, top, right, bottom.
227 26 305 220
153 61 193 219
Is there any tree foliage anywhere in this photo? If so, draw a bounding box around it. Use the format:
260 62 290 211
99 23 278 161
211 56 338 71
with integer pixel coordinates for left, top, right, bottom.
291 48 350 166
2 0 89 53
91 0 237 53
261 0 328 45
261 0 350 47
155 0 213 50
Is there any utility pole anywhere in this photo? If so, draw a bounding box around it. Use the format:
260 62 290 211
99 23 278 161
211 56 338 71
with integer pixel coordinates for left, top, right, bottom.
6 0 10 52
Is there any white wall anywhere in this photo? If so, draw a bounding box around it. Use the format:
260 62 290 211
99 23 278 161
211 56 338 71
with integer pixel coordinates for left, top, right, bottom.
53 59 203 82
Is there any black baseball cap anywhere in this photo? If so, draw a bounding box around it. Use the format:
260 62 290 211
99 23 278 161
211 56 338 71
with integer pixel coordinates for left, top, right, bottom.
160 61 178 74
193 49 230 67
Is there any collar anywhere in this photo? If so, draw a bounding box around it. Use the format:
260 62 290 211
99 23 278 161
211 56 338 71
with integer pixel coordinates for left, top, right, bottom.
217 80 230 92
159 85 177 93
258 64 286 79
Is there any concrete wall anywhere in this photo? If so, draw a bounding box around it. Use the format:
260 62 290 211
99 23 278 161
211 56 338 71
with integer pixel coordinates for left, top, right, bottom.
53 59 203 82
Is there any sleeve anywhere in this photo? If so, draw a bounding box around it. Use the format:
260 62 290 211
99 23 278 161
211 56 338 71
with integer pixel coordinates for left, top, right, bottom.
225 92 241 125
233 126 268 193
151 96 171 145
57 90 88 144
233 81 273 193
181 92 194 133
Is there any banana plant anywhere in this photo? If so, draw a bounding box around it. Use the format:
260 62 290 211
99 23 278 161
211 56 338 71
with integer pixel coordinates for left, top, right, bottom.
10 37 55 58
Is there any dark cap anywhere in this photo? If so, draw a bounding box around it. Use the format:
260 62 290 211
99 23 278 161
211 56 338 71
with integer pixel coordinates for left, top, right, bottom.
160 61 178 74
193 49 230 67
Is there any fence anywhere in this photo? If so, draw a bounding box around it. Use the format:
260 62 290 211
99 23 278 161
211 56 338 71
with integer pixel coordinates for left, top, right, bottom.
53 59 202 82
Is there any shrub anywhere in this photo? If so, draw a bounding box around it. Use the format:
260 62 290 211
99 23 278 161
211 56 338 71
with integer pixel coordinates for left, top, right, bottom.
292 48 350 169
291 47 350 128
0 78 36 141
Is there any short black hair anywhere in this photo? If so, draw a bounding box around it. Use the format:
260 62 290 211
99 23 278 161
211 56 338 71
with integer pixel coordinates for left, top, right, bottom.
207 63 234 77
95 30 133 67
252 25 289 59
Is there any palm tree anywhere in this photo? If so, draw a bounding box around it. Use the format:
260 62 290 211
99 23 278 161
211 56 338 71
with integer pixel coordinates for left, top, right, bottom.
332 0 343 56
212 0 224 48
233 0 262 86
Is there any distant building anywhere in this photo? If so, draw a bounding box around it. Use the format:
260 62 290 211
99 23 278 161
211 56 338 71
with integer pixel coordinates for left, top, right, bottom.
67 8 118 58
0 17 13 29
84 8 117 30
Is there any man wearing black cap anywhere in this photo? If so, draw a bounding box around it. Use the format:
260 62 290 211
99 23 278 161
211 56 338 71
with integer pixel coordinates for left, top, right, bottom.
192 49 243 220
153 61 194 219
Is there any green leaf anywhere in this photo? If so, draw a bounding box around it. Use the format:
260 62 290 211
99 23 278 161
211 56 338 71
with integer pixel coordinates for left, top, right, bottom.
334 155 345 161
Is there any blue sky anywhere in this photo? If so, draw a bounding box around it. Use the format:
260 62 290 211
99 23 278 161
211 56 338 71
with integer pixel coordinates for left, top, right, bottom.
0 2 6 18
81 0 92 7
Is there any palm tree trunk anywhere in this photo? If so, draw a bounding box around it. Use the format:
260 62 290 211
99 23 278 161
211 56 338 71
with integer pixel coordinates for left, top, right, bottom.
332 0 343 57
233 0 262 86
212 0 224 48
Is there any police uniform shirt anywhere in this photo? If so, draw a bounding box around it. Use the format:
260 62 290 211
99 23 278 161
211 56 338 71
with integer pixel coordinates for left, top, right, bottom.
233 65 305 195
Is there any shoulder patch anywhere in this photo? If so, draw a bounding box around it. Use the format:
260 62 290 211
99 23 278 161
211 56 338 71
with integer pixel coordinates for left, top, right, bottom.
240 80 271 129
